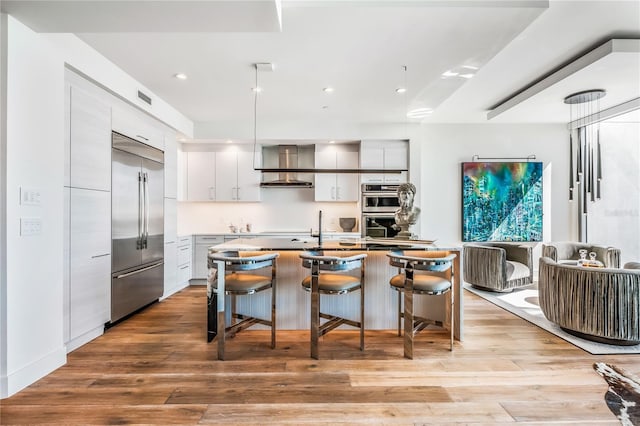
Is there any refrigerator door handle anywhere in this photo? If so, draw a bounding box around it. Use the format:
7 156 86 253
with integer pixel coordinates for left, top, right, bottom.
143 172 149 249
114 261 164 279
137 171 143 249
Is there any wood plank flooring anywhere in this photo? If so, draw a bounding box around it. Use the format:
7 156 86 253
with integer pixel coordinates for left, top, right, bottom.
1 285 637 424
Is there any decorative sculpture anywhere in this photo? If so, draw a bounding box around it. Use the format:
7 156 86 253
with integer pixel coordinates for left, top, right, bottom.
393 182 420 239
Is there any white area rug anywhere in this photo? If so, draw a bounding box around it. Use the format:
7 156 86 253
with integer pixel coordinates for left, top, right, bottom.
464 283 640 355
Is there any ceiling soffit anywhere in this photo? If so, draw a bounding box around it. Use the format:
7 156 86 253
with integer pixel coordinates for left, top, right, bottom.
0 0 283 32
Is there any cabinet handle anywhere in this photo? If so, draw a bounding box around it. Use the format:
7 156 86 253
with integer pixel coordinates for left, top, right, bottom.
91 253 110 259
236 187 241 200
179 265 190 270
331 186 336 200
136 134 149 141
199 237 221 240
180 247 190 251
336 186 341 200
209 186 216 200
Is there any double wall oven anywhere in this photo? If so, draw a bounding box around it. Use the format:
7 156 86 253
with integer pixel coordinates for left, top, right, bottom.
361 184 401 238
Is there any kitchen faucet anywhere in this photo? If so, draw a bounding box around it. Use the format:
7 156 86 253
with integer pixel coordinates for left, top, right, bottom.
310 210 323 246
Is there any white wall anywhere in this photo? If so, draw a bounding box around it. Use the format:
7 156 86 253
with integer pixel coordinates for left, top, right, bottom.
419 124 575 251
0 15 194 398
1 15 67 397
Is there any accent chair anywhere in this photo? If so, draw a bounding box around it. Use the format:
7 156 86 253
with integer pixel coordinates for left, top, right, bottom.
463 243 533 292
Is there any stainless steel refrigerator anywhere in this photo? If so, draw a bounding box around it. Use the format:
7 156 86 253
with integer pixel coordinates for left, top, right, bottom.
111 132 164 323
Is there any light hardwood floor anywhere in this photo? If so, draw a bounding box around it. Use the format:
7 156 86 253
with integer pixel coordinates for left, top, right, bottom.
1 286 636 424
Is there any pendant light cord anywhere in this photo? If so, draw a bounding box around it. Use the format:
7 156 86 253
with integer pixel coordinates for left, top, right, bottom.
253 64 258 170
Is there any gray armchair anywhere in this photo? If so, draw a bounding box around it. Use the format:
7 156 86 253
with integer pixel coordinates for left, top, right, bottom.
463 243 533 292
539 257 640 345
542 241 620 268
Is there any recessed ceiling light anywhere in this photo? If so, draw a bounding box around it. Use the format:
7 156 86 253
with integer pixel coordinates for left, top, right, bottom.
459 73 475 79
396 87 406 94
461 65 479 70
226 140 233 144
329 140 335 144
178 138 187 142
323 87 334 93
441 70 458 78
252 87 263 93
174 73 188 80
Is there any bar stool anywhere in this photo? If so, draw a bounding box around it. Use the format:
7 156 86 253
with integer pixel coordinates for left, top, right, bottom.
208 250 279 360
387 250 456 359
300 251 367 359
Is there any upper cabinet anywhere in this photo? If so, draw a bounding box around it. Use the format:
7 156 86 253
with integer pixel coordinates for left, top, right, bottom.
164 130 177 199
360 140 408 184
68 85 112 191
315 144 359 202
185 146 261 202
112 105 164 151
215 148 262 202
186 151 216 201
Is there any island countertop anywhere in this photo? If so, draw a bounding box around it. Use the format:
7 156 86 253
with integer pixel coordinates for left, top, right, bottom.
209 237 460 252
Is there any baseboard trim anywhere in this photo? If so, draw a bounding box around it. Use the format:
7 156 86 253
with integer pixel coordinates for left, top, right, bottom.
160 282 189 301
0 346 66 399
66 326 104 353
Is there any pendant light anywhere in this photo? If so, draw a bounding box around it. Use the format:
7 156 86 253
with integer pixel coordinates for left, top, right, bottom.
565 89 606 216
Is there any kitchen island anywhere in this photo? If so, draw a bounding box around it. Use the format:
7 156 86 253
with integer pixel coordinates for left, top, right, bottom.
207 237 463 358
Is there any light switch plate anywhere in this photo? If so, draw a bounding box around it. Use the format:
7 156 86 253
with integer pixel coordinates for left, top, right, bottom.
20 218 42 236
20 187 42 205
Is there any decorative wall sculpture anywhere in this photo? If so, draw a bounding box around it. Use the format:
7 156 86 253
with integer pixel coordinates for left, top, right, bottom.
462 162 543 242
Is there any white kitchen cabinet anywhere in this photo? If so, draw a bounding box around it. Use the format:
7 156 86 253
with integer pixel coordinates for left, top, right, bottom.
314 144 359 202
112 104 164 151
193 235 224 279
176 148 187 201
163 241 178 298
69 188 111 344
164 198 177 244
236 150 262 201
187 151 216 201
69 85 112 191
164 130 178 199
360 141 408 184
63 187 70 343
215 148 261 202
177 236 192 286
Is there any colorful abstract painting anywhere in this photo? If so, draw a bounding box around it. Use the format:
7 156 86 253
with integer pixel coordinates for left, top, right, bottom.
462 162 543 242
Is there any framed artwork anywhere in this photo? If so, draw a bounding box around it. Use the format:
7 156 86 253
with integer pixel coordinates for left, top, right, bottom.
462 161 543 242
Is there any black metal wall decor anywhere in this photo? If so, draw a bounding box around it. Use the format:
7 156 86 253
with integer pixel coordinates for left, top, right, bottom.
565 89 605 215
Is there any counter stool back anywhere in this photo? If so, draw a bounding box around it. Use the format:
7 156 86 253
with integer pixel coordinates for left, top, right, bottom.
387 250 456 358
300 251 367 359
208 250 279 360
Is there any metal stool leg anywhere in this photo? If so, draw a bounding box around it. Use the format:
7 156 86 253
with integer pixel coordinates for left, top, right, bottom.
310 261 320 360
403 265 414 360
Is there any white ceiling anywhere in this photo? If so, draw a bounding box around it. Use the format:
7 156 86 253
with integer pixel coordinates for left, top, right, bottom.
3 0 640 141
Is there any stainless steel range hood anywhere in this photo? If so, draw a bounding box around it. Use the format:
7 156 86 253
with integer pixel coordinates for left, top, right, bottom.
260 145 314 187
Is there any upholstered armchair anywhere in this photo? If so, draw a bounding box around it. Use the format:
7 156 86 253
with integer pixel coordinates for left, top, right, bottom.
542 242 621 268
463 243 533 292
538 257 640 345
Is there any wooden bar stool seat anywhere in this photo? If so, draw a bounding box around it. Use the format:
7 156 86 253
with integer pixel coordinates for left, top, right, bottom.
387 250 456 359
207 250 279 360
300 251 367 359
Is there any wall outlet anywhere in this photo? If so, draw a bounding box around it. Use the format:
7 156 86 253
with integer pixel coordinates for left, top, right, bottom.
20 218 42 236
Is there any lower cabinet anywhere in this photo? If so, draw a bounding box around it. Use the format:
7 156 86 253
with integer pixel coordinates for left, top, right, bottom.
67 187 111 351
163 241 178 298
193 235 224 279
177 236 192 285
